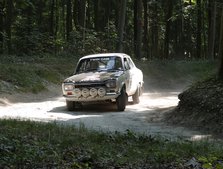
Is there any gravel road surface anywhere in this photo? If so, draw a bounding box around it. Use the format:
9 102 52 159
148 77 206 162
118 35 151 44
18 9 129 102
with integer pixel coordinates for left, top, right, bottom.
0 90 211 140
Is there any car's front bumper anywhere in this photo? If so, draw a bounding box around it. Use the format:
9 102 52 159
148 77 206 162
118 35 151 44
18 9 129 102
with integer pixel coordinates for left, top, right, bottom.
63 92 120 102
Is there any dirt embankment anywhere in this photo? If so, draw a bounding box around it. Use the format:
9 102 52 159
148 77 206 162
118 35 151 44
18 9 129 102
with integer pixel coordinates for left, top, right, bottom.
165 78 223 137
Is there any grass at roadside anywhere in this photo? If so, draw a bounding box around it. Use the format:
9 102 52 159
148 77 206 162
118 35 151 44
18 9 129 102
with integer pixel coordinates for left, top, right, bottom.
138 60 217 90
0 54 217 94
0 54 76 93
0 119 223 169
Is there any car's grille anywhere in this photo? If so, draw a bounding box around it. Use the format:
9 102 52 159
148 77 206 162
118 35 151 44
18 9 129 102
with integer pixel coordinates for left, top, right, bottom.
74 82 105 88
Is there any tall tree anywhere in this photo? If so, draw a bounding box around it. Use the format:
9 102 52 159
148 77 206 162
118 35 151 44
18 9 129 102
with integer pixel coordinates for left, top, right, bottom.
55 0 59 38
164 0 173 59
61 0 66 39
134 0 143 59
37 0 44 32
143 0 149 58
94 0 100 31
175 0 184 58
25 1 33 35
150 2 159 59
208 0 216 59
196 0 202 58
49 0 55 36
5 0 13 54
116 0 127 52
0 0 4 53
218 9 223 79
78 0 86 28
66 0 72 39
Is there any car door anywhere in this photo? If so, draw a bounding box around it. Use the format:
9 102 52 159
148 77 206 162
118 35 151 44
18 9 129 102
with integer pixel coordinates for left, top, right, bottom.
127 57 138 95
123 57 136 96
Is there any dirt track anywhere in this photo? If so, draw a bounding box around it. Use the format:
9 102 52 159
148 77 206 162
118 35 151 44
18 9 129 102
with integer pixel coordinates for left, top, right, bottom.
0 87 213 141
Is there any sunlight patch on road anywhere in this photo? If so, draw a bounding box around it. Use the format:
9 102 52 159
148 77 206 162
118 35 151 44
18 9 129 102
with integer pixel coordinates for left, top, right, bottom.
128 92 179 112
46 113 101 121
0 97 101 122
190 134 213 141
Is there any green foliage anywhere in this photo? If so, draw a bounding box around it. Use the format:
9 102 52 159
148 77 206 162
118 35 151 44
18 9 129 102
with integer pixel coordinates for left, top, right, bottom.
64 27 118 57
184 0 196 5
198 155 223 169
0 55 217 93
0 119 223 168
138 59 217 91
0 54 74 93
1 0 217 59
0 63 45 93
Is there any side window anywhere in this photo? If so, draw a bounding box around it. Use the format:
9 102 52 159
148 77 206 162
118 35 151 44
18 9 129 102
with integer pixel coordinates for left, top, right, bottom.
76 60 87 73
124 58 130 70
127 58 134 69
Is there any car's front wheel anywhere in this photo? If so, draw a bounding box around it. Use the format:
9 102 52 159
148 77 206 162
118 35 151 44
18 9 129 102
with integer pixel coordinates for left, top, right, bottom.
66 100 75 111
116 88 127 111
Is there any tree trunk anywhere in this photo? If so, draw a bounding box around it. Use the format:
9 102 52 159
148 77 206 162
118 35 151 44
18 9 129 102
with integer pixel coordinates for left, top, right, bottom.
202 2 206 58
164 1 173 59
151 3 159 59
37 0 43 32
73 0 78 29
116 0 127 52
78 0 86 28
142 0 149 58
25 2 33 35
86 0 92 28
0 0 4 54
208 0 216 59
218 9 223 79
94 0 99 31
196 0 202 58
49 0 55 36
6 0 13 54
66 0 72 39
134 0 137 55
176 0 184 59
55 0 59 38
61 1 66 39
134 0 143 59
78 0 86 49
104 0 112 30
54 0 59 55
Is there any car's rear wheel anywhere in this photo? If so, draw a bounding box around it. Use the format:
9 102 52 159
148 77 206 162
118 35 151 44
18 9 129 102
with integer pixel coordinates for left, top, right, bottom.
66 100 75 111
132 86 140 104
116 88 127 111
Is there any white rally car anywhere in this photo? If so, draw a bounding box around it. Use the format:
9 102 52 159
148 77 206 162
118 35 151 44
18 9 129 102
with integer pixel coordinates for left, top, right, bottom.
62 53 143 111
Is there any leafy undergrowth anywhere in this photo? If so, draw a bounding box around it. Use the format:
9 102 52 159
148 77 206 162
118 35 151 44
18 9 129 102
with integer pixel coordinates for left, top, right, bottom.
0 54 217 94
138 60 216 91
0 54 76 93
0 120 223 169
166 77 223 136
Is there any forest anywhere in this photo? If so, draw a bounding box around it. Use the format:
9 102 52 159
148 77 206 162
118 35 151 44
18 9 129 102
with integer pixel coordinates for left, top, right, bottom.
0 0 223 76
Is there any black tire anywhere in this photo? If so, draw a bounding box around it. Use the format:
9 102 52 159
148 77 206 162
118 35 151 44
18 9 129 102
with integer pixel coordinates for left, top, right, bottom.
66 100 75 111
132 86 140 104
116 88 127 111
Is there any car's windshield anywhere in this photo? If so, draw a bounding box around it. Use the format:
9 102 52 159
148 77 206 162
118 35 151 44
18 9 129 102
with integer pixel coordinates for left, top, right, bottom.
75 56 123 74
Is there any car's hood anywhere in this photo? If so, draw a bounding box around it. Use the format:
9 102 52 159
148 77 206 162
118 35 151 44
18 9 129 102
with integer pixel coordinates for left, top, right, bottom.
64 71 123 83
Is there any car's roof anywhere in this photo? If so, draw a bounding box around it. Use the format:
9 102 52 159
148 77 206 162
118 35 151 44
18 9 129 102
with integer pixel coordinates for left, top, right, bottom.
80 53 129 60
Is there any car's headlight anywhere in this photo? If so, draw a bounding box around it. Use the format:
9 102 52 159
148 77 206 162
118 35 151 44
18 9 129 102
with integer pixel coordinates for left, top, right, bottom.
64 83 74 91
105 79 117 88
